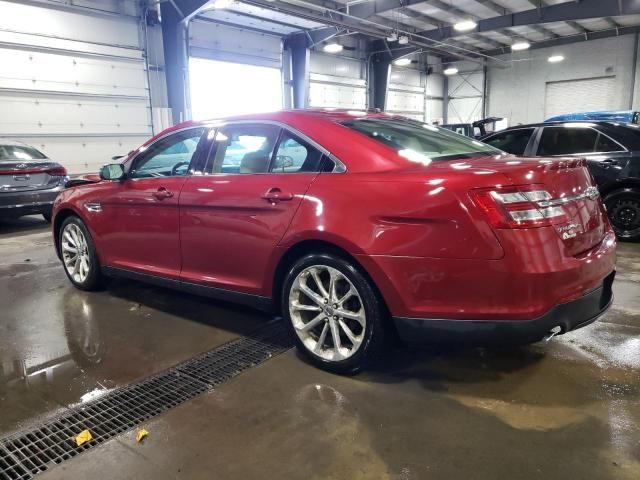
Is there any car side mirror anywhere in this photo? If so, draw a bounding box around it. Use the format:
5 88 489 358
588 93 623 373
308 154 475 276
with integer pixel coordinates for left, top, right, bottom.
99 163 125 181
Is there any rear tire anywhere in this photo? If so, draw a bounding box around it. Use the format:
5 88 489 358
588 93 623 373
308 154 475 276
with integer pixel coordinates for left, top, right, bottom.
59 216 104 291
282 252 387 374
604 188 640 241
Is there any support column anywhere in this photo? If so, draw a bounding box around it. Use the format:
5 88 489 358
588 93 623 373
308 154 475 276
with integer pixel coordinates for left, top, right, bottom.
284 34 310 109
161 2 190 125
369 52 391 111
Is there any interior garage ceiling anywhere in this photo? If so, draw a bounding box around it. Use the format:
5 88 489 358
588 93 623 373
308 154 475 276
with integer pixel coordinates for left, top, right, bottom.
195 0 640 63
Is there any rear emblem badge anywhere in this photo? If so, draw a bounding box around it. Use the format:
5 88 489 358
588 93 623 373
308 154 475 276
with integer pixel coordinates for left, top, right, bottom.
558 223 580 240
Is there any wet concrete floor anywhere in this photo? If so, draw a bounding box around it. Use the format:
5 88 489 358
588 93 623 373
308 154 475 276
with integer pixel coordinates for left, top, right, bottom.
1 216 639 479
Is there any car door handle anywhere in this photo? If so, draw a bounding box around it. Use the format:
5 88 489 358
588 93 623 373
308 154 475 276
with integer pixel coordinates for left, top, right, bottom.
261 187 293 204
601 159 618 165
153 187 174 200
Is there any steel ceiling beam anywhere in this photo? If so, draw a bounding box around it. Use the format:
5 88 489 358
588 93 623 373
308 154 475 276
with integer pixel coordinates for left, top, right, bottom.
478 24 640 58
399 0 640 42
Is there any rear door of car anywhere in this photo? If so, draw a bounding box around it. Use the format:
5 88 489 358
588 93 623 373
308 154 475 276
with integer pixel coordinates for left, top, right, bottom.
178 122 328 296
532 125 632 187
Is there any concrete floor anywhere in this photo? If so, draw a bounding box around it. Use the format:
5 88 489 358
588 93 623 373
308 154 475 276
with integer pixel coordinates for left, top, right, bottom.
1 216 639 480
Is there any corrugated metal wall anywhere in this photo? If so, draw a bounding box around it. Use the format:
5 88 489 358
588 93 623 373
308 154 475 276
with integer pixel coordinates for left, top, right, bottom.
447 61 484 125
0 0 153 174
309 52 367 110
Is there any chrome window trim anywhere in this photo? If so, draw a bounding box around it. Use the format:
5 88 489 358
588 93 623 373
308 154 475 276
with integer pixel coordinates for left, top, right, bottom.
537 186 600 207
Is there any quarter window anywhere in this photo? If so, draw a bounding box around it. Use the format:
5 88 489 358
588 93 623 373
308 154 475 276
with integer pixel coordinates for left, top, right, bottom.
595 133 624 152
130 128 205 178
537 127 598 156
483 129 534 156
270 133 323 173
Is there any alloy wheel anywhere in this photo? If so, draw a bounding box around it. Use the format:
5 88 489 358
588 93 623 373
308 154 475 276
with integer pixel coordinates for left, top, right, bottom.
289 265 366 361
61 223 91 284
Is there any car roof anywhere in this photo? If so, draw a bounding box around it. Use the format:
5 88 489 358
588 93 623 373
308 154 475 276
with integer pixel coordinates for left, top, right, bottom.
498 120 632 130
0 138 35 147
170 109 394 130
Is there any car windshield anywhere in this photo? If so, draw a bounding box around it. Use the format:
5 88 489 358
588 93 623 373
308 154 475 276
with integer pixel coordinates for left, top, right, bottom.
341 118 501 162
0 144 47 161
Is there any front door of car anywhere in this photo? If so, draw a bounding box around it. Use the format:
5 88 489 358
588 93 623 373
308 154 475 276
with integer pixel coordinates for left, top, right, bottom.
179 123 325 295
98 127 206 278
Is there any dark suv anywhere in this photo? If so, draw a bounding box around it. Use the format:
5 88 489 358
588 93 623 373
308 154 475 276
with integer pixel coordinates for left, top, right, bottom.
483 121 640 241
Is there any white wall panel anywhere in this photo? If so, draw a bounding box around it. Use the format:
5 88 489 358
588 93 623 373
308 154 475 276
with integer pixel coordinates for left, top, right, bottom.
426 99 443 123
0 0 152 174
488 34 635 124
309 82 366 109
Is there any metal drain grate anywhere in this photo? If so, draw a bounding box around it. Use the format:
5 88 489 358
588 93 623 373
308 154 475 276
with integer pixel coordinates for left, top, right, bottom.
0 320 292 480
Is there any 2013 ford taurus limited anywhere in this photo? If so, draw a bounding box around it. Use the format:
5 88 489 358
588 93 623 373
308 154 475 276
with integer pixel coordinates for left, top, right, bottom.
52 110 617 373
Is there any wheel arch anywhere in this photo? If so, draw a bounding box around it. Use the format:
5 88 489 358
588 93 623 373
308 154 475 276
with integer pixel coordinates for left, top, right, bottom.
599 178 640 197
53 207 85 259
271 239 390 318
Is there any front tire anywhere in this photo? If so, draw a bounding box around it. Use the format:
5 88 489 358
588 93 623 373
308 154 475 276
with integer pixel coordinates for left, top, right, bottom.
59 216 104 291
604 187 640 241
282 253 387 374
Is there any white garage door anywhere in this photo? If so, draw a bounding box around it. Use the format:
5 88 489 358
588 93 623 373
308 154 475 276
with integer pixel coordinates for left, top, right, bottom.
387 68 425 121
309 53 367 110
0 1 152 174
544 76 617 119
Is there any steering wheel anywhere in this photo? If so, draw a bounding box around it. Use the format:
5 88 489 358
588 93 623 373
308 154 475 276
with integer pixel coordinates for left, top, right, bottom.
171 161 190 176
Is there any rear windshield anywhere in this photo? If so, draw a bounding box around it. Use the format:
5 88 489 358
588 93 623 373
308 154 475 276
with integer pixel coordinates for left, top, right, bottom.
0 145 47 161
341 118 500 162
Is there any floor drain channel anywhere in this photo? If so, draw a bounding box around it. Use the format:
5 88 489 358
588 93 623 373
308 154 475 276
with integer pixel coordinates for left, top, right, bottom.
0 320 292 480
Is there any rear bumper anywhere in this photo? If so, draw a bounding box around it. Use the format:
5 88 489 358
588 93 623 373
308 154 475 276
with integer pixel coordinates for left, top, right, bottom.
0 185 64 217
393 270 615 344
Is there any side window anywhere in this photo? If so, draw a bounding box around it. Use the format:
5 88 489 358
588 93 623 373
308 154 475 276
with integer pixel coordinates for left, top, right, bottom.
206 125 280 174
270 133 323 173
484 129 534 156
538 127 598 156
595 133 624 152
130 128 205 178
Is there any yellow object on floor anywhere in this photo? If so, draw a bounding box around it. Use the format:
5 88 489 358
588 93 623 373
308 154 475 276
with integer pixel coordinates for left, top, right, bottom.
74 430 92 447
136 428 149 443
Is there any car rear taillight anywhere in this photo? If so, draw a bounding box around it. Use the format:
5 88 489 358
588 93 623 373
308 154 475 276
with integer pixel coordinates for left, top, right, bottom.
471 185 568 229
46 166 68 177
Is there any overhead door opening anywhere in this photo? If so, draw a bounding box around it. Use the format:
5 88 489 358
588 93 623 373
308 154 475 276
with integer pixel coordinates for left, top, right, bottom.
189 58 283 120
544 76 617 119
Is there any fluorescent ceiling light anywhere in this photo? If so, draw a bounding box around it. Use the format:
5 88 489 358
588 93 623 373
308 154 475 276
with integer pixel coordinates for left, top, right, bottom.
207 0 233 9
453 20 477 32
323 42 343 53
548 55 565 63
443 67 458 75
394 58 412 67
511 41 530 51
398 35 409 45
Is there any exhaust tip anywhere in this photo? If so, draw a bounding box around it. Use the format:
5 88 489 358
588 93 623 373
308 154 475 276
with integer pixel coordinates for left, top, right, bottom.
543 325 562 342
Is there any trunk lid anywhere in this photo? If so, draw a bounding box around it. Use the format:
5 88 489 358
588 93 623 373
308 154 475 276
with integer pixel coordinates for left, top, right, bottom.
0 160 65 192
455 154 607 256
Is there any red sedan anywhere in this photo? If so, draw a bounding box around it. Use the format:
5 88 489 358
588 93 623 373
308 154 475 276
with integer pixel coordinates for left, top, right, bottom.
52 110 616 373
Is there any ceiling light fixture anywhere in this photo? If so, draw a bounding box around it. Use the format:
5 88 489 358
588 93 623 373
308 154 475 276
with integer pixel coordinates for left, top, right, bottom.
208 0 234 9
443 67 459 75
398 35 409 45
548 55 565 63
453 20 477 32
394 58 412 67
386 32 398 42
323 42 343 53
511 41 530 51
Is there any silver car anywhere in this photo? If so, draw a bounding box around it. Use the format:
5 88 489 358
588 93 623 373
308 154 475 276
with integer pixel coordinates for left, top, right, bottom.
0 140 69 222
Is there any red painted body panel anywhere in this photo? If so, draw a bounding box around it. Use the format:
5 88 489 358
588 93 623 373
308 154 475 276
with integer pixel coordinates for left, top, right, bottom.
53 110 617 324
